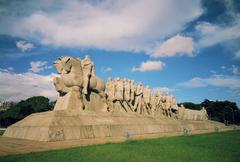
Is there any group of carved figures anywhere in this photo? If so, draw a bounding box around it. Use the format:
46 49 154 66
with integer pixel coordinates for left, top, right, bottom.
53 56 208 120
105 77 179 118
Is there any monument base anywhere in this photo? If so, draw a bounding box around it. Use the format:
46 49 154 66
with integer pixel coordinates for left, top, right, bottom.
3 110 228 142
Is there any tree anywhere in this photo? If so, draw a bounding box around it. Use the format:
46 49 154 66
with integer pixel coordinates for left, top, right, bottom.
201 99 240 125
0 96 54 127
178 102 201 110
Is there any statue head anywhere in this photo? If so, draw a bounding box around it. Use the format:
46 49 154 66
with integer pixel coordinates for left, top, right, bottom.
156 90 162 96
53 58 63 74
85 55 91 61
54 56 83 75
107 77 112 82
53 56 71 74
116 77 121 81
180 104 185 109
60 56 72 73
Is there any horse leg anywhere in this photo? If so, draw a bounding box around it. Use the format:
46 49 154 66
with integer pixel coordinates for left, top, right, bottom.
53 77 70 95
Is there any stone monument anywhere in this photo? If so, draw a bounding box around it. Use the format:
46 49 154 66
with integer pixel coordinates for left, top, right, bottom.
3 56 227 142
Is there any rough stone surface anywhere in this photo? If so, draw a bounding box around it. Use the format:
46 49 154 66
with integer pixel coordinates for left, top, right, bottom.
4 111 226 142
3 56 220 142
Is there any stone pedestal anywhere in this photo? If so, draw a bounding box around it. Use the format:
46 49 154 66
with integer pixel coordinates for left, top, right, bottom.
4 110 226 142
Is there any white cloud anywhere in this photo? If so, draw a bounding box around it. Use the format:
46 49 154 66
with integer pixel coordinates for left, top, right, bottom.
12 0 202 52
195 22 240 48
0 67 14 73
29 61 52 73
210 70 216 75
16 40 34 52
150 35 194 58
221 66 226 70
0 71 58 101
231 65 239 75
0 68 11 73
101 67 112 73
152 87 175 96
177 74 240 89
132 60 165 72
234 50 240 60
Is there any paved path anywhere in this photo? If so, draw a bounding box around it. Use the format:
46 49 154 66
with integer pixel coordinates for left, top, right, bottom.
0 136 127 156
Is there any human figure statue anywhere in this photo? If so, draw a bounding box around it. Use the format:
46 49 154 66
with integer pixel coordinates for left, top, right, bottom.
124 78 131 102
105 77 115 111
133 82 143 114
162 95 177 118
110 77 124 112
150 94 157 115
53 56 106 112
122 78 135 112
201 107 208 120
165 96 172 117
81 55 94 94
169 96 178 118
154 90 164 116
106 77 114 100
143 86 151 114
161 96 168 117
143 86 151 104
114 77 124 101
130 80 135 104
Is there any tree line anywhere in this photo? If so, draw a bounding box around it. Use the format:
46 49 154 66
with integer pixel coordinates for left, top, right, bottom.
0 96 55 127
179 99 240 125
0 96 239 127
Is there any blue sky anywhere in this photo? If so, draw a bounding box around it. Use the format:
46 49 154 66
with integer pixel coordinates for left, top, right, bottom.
0 0 239 106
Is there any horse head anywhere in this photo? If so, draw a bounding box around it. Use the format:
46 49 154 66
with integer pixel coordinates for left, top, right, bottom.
53 56 83 88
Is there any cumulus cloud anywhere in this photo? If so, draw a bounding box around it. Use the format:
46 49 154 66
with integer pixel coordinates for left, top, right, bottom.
101 67 112 73
221 66 226 70
177 74 240 89
16 40 34 52
29 61 52 73
234 50 240 60
132 60 165 72
150 35 194 58
0 70 58 101
7 67 14 71
231 65 239 75
152 87 175 96
195 22 240 48
9 0 202 52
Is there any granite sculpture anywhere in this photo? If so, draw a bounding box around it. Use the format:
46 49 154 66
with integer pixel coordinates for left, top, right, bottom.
53 56 107 112
4 56 226 142
52 56 209 119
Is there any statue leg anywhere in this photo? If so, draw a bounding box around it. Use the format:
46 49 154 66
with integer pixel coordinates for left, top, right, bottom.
133 96 138 112
83 75 90 94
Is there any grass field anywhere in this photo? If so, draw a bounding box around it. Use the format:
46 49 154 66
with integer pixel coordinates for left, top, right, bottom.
0 131 240 162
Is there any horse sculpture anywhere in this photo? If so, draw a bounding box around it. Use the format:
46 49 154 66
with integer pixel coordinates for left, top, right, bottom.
53 56 105 96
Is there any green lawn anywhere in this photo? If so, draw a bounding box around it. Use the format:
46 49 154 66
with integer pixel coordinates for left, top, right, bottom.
1 131 240 162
